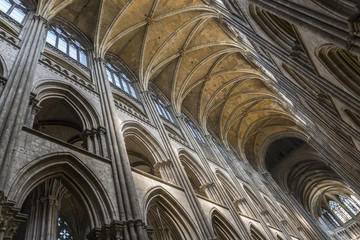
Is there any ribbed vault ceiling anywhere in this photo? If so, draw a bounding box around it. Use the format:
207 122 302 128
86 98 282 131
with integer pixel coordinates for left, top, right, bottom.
37 0 302 158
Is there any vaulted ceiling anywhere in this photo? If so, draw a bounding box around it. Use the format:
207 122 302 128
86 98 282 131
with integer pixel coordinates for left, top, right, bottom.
37 0 303 162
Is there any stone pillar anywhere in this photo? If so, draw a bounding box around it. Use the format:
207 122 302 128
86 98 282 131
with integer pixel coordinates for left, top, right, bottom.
0 15 48 190
92 58 147 239
91 128 101 155
97 126 109 158
140 91 216 239
25 93 42 128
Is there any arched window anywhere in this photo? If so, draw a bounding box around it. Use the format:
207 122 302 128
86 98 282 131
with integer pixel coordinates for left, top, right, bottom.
339 195 360 216
152 96 175 123
46 25 87 66
184 114 206 144
322 209 340 228
0 0 26 23
329 200 352 223
105 62 137 98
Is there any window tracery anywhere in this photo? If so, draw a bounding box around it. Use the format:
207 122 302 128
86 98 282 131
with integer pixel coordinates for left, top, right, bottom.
152 96 175 123
46 25 87 66
329 200 352 223
339 195 360 216
105 62 138 99
0 0 26 23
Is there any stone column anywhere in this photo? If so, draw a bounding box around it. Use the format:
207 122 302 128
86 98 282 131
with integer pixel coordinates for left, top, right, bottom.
25 92 42 128
0 15 48 190
176 115 252 239
140 91 216 239
97 126 109 158
92 58 147 239
22 179 63 240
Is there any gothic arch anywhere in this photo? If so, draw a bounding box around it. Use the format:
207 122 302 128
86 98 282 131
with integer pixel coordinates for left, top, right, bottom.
249 224 266 240
210 209 241 240
143 187 200 240
257 131 307 172
33 80 101 129
248 4 298 51
317 44 360 96
216 170 240 202
31 80 102 150
8 153 115 227
178 150 211 198
122 121 167 177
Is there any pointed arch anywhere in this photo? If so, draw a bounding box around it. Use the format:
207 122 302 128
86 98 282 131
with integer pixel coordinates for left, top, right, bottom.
178 149 211 198
249 224 266 240
317 44 360 97
143 186 200 240
122 121 167 177
210 209 241 240
8 153 115 227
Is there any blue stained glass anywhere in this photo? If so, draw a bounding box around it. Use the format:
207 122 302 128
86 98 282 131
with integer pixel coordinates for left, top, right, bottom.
329 200 352 223
339 195 360 215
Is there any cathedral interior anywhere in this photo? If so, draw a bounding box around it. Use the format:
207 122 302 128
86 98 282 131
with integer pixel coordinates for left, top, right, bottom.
0 0 359 239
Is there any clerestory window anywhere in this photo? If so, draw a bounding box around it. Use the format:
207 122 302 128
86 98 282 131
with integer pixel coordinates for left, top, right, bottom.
0 0 26 23
184 115 206 144
46 25 87 66
105 62 137 99
152 96 175 123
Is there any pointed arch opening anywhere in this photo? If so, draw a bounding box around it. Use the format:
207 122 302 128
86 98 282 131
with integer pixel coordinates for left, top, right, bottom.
144 187 199 240
211 210 241 240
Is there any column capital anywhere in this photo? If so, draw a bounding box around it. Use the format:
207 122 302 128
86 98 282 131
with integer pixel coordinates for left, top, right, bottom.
0 197 27 239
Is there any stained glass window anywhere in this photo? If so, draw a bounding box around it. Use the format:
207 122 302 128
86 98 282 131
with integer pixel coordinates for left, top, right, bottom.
339 195 360 215
46 25 87 66
105 62 138 99
0 0 26 23
57 217 75 240
329 200 352 223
